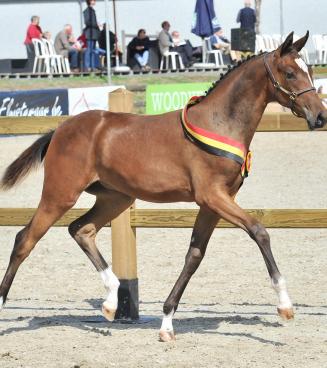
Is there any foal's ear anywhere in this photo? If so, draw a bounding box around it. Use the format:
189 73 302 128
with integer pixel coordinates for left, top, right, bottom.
293 31 309 52
279 32 294 57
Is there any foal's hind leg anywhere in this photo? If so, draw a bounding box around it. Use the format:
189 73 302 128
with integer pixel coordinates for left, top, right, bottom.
68 186 134 321
204 191 294 320
0 193 79 308
159 207 220 342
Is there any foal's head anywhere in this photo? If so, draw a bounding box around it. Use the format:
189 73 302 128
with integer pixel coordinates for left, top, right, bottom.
265 31 327 130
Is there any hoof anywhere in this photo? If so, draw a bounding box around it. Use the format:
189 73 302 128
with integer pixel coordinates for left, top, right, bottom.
102 301 116 322
278 307 294 320
159 330 176 342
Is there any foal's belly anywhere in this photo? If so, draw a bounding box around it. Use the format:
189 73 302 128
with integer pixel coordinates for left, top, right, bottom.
97 163 194 203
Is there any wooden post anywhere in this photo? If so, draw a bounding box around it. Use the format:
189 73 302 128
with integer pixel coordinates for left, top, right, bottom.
108 88 138 320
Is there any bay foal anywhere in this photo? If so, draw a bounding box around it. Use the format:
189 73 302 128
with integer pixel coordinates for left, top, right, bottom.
0 32 326 341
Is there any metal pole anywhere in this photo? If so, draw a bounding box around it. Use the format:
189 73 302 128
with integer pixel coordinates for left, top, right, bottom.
280 0 284 41
113 0 120 67
78 0 83 35
105 0 112 84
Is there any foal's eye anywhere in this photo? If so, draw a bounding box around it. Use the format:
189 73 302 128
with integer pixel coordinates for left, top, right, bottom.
285 72 295 80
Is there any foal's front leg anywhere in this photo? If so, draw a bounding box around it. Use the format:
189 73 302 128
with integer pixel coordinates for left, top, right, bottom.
205 190 294 320
159 208 220 342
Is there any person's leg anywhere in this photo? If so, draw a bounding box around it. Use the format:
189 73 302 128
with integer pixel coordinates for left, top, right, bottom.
175 46 189 66
26 44 35 72
69 50 79 69
142 50 149 66
85 40 91 70
134 53 143 66
90 40 96 69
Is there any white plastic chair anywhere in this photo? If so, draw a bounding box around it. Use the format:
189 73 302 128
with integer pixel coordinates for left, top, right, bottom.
43 39 65 74
205 37 224 67
272 34 282 49
160 52 184 70
312 34 327 64
255 35 267 53
32 38 51 73
262 35 275 52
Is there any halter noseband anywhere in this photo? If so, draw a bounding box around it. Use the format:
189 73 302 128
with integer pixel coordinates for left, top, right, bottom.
263 53 316 117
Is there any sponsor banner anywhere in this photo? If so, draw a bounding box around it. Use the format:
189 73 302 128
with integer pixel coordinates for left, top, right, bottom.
68 86 124 115
146 83 211 115
0 89 68 116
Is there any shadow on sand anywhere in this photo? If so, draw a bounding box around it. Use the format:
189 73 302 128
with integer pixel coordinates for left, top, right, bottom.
0 298 298 346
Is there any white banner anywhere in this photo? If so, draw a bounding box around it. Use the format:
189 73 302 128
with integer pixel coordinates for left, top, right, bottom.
68 86 124 115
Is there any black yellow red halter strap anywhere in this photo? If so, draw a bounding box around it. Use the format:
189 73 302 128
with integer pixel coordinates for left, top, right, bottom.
181 96 252 178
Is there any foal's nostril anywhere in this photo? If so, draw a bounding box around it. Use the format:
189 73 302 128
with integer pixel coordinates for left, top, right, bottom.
316 111 327 128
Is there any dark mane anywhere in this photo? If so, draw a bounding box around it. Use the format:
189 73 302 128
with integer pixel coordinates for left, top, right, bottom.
198 52 268 102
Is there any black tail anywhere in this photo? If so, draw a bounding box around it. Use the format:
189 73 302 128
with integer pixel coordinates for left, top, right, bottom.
0 130 55 190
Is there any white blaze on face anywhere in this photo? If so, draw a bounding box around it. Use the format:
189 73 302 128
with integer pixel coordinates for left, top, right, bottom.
295 58 314 86
0 296 3 309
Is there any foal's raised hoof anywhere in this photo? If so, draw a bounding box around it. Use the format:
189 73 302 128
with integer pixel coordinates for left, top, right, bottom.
278 307 294 320
159 330 176 342
102 301 116 322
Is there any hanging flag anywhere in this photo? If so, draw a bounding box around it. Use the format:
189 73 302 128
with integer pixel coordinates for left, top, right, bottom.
191 0 220 38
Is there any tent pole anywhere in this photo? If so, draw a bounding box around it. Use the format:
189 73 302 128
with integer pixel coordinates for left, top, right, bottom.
105 0 112 84
280 0 284 40
113 0 120 67
78 0 83 35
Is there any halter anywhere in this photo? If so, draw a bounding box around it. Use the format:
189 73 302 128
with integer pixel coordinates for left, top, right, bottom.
263 53 316 117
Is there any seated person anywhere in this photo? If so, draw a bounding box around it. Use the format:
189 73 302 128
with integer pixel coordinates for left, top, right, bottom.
209 27 240 62
171 30 193 67
54 24 81 71
98 23 122 66
128 29 151 71
75 33 105 70
42 31 52 41
158 20 173 56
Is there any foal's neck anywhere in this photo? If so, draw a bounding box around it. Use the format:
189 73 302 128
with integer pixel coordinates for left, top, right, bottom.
190 56 271 148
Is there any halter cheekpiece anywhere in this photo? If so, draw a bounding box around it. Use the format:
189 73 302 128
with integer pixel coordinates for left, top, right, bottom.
180 96 252 178
263 53 316 117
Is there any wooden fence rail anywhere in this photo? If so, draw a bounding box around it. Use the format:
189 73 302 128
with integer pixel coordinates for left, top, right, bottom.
1 112 327 135
0 208 327 228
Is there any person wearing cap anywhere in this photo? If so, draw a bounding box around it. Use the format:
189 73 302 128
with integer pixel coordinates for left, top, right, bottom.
210 28 239 62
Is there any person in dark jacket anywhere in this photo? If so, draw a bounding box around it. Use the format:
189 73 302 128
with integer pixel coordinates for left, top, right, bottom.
98 23 116 54
128 29 151 71
83 0 100 70
236 0 256 31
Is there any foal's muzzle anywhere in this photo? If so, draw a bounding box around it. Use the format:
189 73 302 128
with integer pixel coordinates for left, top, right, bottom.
315 111 327 129
305 109 327 130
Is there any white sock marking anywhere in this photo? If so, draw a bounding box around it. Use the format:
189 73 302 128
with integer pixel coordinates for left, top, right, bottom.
100 267 120 310
160 310 174 332
295 58 314 87
272 277 293 309
0 296 3 310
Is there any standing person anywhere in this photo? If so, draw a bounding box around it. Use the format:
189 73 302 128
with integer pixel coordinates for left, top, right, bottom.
128 29 151 71
83 0 100 71
236 0 256 31
54 24 81 72
24 16 43 65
